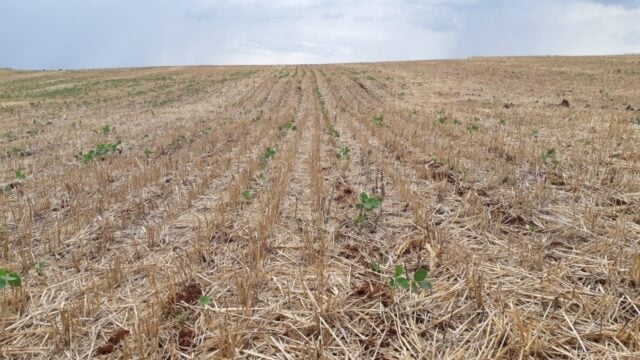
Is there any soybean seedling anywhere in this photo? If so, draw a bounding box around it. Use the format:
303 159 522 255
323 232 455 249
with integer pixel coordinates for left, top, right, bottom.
15 170 26 180
241 190 253 200
389 265 432 292
330 125 340 139
98 125 114 135
372 115 385 127
542 148 559 166
198 295 211 308
336 146 351 160
144 148 153 159
354 192 382 224
280 121 297 132
33 261 46 276
466 124 480 134
0 268 21 289
263 147 276 160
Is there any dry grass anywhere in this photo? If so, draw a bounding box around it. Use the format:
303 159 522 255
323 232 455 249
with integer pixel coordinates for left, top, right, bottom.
1 56 640 359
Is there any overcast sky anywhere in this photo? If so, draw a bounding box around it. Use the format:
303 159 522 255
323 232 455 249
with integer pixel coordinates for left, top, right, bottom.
1 0 639 69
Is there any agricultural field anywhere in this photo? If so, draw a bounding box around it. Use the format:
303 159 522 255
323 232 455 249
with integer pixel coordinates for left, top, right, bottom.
1 56 640 359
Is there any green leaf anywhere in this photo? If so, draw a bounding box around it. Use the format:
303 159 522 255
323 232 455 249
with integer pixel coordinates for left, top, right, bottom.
7 272 21 287
15 170 26 180
359 192 368 203
396 277 410 289
370 260 382 274
198 295 211 306
394 265 403 278
413 268 428 282
419 281 433 291
353 214 366 224
0 268 21 288
411 282 419 292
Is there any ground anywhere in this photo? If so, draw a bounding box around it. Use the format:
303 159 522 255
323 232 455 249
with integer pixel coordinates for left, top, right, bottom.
1 56 640 359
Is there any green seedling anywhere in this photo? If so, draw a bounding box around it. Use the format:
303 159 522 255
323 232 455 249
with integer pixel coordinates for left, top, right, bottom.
336 146 351 160
169 135 187 150
33 261 46 276
330 125 340 139
76 141 121 163
0 268 21 289
252 115 261 123
389 265 432 292
542 148 559 166
370 259 383 275
280 121 297 131
531 129 540 138
466 124 480 133
452 119 462 126
354 192 382 224
263 147 276 160
144 148 153 159
15 170 26 180
99 125 114 135
198 295 211 307
499 119 507 126
241 190 253 200
372 115 384 127
437 115 447 124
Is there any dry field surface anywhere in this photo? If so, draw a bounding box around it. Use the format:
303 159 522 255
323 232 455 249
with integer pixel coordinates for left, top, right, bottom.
1 56 640 359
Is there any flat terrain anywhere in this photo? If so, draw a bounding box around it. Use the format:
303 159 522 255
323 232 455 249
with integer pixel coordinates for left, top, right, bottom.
1 56 640 359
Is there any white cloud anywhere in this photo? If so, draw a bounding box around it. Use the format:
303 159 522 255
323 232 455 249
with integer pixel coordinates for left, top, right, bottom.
0 0 638 68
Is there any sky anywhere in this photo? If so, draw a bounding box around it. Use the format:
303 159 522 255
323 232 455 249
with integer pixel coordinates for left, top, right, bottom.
0 0 639 69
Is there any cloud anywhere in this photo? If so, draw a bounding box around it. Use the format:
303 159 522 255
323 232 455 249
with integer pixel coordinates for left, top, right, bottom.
0 0 638 69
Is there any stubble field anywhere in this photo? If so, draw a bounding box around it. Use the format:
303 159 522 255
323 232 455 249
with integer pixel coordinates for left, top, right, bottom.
1 56 640 359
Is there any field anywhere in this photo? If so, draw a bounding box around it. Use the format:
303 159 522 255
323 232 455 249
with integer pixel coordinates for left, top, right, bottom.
1 56 640 359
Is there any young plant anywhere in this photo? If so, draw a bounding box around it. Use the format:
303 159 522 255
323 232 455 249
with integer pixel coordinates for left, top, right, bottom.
15 170 26 180
198 295 211 307
280 121 297 132
263 147 276 160
0 268 21 289
330 125 340 139
354 192 382 224
389 265 432 292
241 190 253 200
437 115 447 124
372 115 385 127
76 141 121 163
336 146 351 160
33 261 46 276
370 259 383 274
98 125 114 135
542 148 559 166
144 148 153 159
466 124 480 133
